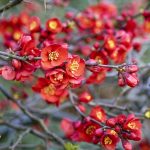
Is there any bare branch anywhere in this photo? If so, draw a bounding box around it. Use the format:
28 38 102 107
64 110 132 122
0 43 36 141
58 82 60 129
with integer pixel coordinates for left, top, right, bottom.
10 128 31 150
0 0 23 13
69 90 106 127
0 85 65 147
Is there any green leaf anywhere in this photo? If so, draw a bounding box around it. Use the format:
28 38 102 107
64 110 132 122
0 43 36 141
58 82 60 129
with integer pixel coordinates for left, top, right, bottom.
64 142 79 150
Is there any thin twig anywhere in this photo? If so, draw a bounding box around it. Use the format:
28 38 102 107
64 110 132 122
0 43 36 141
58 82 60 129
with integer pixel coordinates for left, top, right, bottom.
0 121 47 140
0 0 23 13
89 101 127 111
10 128 31 150
69 90 106 127
0 51 41 61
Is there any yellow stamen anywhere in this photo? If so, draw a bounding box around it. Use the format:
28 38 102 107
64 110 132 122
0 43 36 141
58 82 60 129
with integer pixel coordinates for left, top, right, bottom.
54 73 64 82
85 126 96 135
107 40 115 49
43 84 55 95
127 122 136 129
96 112 102 120
70 60 79 73
30 21 37 30
49 51 59 61
49 21 57 30
104 136 112 145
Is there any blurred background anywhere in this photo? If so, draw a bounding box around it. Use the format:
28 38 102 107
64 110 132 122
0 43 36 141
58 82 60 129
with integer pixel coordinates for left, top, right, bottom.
0 0 150 150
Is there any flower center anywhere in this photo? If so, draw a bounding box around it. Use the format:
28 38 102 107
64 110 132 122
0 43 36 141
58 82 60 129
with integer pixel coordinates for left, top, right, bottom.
13 32 21 40
49 21 57 30
110 130 117 135
54 73 64 82
43 84 55 95
70 60 79 73
127 122 136 129
107 40 115 49
96 20 102 27
104 136 112 145
49 51 59 61
145 21 150 30
30 21 37 30
95 56 102 64
96 111 102 120
85 125 96 135
86 95 91 101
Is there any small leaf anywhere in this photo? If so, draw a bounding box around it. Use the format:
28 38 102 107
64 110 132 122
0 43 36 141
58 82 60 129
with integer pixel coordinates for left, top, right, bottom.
64 142 79 150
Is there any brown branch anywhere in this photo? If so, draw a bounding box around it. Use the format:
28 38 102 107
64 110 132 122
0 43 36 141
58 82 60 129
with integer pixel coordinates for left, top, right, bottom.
0 0 23 13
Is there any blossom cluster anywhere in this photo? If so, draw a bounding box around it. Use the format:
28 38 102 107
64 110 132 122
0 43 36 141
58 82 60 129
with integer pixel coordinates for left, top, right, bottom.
61 106 142 150
0 0 149 149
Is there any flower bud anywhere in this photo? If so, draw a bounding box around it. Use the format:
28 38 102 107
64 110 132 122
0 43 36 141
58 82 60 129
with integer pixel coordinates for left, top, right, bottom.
127 65 138 73
106 118 116 127
122 139 132 150
12 59 21 69
124 73 139 87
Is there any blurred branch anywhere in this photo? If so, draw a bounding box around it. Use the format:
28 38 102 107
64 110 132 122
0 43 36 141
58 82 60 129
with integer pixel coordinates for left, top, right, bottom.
0 85 65 148
0 51 41 61
114 86 131 104
139 63 150 69
132 1 150 18
0 0 23 13
89 101 127 111
10 128 31 150
0 50 149 72
0 121 47 140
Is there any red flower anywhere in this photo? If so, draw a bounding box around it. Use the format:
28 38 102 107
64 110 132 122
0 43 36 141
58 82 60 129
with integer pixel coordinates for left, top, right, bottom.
19 36 40 57
45 68 69 88
0 66 16 80
86 71 106 84
28 16 41 32
123 114 142 132
77 121 100 142
19 12 29 25
100 130 120 150
92 20 104 34
12 30 22 41
104 36 116 52
61 118 75 138
75 13 94 30
110 45 127 64
41 44 68 70
46 18 62 33
79 91 93 103
32 78 67 105
143 19 150 33
90 106 107 123
66 55 85 78
89 51 108 72
122 139 132 150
